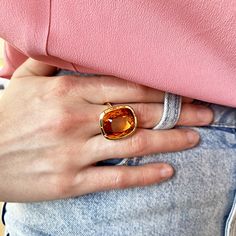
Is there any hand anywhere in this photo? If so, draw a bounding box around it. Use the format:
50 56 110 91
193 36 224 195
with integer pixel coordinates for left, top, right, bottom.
0 59 213 202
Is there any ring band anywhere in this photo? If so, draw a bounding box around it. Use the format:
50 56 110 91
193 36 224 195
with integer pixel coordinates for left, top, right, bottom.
153 92 182 130
99 103 138 140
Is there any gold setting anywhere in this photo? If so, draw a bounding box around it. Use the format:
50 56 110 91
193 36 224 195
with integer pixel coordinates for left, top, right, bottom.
99 103 137 140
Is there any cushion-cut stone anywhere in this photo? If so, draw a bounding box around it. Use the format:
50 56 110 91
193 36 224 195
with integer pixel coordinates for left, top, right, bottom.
100 106 137 140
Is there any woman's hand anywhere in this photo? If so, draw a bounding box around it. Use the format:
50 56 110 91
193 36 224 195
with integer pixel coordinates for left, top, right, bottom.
0 59 213 202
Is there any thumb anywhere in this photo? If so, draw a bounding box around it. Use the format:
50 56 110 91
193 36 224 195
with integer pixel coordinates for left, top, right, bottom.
12 58 57 79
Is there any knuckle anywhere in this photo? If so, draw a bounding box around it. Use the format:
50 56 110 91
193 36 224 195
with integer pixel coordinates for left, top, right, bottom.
128 132 148 156
164 131 182 147
44 105 88 138
113 170 129 189
135 104 153 126
167 130 192 148
133 83 149 100
176 130 191 146
124 80 148 101
96 78 110 103
126 80 143 93
138 168 147 186
112 168 148 189
51 76 75 97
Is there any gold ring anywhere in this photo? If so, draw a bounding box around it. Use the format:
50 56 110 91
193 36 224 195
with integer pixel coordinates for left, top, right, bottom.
99 102 138 140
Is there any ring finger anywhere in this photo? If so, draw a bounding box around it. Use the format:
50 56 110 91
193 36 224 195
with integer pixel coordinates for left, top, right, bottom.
87 103 213 135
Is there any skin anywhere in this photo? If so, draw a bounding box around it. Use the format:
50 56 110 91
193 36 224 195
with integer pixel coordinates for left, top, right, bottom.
0 59 213 202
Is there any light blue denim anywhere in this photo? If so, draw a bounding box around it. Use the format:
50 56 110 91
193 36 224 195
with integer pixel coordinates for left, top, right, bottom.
2 70 236 236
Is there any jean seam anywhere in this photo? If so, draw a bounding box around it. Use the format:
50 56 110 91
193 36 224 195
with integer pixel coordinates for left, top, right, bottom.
209 124 236 129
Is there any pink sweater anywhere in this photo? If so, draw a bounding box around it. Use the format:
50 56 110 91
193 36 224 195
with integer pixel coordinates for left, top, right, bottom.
0 1 236 106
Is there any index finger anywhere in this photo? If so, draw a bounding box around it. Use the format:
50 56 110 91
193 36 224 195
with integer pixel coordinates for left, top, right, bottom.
12 58 57 79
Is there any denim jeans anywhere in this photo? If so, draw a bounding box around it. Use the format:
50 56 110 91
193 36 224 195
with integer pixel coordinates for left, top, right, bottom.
2 71 236 236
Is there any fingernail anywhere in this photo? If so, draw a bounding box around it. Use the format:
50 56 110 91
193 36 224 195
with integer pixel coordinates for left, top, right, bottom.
197 107 213 124
186 130 200 145
160 165 174 179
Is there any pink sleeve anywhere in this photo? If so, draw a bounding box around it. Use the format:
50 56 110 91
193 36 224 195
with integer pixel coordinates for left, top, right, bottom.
0 1 236 107
0 43 28 79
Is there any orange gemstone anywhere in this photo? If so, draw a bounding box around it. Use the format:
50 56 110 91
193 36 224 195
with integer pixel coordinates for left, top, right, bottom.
100 106 137 140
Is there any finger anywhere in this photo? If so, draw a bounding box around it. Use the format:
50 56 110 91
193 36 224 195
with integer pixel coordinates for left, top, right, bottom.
84 128 200 165
73 163 174 195
12 58 57 79
183 97 194 103
177 104 213 126
89 103 213 136
68 75 191 104
122 103 213 128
